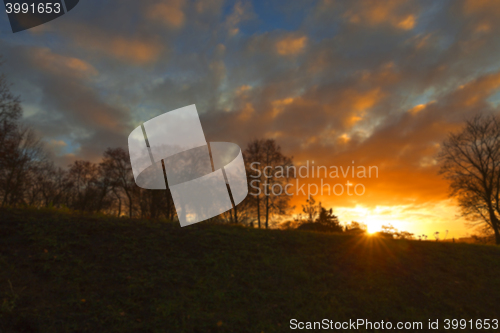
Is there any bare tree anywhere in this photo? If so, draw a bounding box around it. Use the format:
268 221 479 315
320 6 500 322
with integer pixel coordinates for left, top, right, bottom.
37 163 71 208
0 58 23 206
438 115 500 245
301 195 318 223
67 160 101 212
244 139 264 227
244 139 294 229
100 148 136 217
0 126 45 207
220 193 254 225
0 58 21 125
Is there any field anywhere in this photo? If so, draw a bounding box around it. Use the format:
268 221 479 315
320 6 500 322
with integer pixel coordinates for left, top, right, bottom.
1 208 500 332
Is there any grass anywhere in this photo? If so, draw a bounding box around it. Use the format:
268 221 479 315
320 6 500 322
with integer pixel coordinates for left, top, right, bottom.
1 208 500 332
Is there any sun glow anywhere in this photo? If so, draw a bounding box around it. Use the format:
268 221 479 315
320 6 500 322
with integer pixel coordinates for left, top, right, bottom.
366 219 384 234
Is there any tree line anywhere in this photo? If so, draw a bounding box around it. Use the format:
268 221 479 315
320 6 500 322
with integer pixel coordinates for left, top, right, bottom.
0 61 297 226
2 58 500 242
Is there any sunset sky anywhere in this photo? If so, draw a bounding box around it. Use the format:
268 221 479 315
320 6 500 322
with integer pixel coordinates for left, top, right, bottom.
2 0 500 237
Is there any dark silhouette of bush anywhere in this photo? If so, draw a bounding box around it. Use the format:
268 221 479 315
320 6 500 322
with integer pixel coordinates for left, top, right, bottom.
295 196 344 233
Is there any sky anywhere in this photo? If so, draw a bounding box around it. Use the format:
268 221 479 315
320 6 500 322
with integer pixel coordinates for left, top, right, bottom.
1 0 500 238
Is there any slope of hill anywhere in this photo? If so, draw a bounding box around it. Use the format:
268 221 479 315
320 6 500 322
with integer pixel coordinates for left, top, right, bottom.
1 208 500 332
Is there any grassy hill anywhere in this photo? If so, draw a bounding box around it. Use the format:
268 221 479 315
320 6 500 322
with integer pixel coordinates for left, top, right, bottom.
1 208 500 332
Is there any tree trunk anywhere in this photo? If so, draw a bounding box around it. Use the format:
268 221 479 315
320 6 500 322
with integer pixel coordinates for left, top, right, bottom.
492 216 500 245
125 191 133 218
117 193 122 216
257 196 261 229
265 192 269 229
488 207 500 245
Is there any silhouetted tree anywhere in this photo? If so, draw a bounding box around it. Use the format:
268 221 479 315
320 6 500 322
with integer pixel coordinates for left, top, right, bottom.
67 160 101 212
244 139 294 228
36 163 71 208
316 205 342 232
0 61 46 206
439 115 500 244
345 221 367 234
296 196 343 233
302 195 318 223
100 148 136 217
379 224 397 239
377 224 414 240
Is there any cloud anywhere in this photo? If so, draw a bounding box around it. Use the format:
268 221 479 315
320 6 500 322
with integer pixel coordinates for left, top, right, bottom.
1 42 132 164
30 48 98 78
224 1 254 36
463 0 500 16
27 1 167 65
343 0 419 30
70 26 163 64
45 139 67 155
276 35 307 55
146 0 186 28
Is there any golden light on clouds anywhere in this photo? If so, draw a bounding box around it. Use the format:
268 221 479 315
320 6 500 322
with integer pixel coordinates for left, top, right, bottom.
110 38 163 64
337 88 385 126
348 116 363 125
409 104 426 114
236 85 252 96
271 97 294 118
67 23 164 65
33 48 98 78
146 0 186 28
463 0 500 16
276 36 308 55
338 133 351 144
474 22 491 33
344 0 418 30
238 102 255 121
397 15 416 30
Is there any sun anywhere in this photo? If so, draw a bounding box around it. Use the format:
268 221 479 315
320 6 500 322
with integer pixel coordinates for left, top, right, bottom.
366 220 384 234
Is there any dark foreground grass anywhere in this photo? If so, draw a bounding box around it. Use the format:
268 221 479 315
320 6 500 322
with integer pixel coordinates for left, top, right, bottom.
1 208 500 332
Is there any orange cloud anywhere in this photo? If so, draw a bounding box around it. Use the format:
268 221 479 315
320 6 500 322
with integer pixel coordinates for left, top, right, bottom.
463 0 500 16
55 19 163 65
358 62 400 86
236 85 252 96
276 35 308 56
108 37 163 64
238 102 255 121
32 48 97 78
71 27 162 65
146 0 185 28
397 15 416 30
332 88 385 127
344 0 418 30
453 73 500 107
270 97 294 118
408 104 427 114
